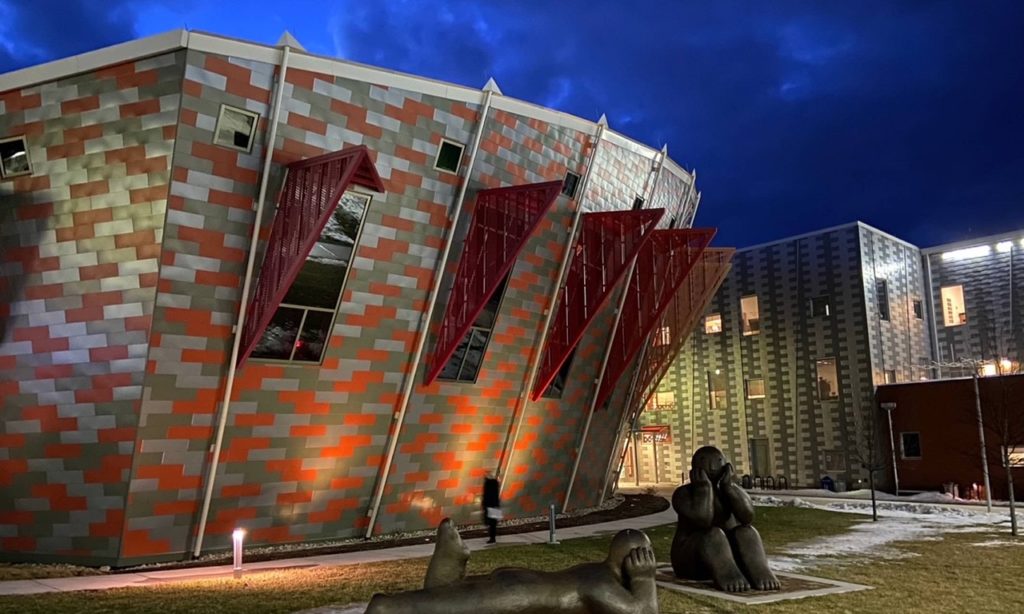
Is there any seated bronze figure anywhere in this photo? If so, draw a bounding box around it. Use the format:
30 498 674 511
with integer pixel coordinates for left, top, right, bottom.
670 445 780 592
366 521 659 614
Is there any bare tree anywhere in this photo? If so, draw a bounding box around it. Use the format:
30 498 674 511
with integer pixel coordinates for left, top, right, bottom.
980 376 1023 537
853 401 887 521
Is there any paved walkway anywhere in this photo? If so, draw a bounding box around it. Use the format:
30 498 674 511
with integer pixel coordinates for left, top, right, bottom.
0 507 677 596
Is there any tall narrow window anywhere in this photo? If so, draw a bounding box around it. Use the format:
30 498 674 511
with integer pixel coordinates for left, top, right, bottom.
561 171 581 199
876 279 890 321
0 136 31 178
941 285 967 326
912 299 923 320
815 358 839 400
632 195 645 210
704 313 722 334
740 295 760 336
438 274 510 382
708 370 727 409
745 378 766 399
251 190 372 363
541 347 576 399
810 295 831 318
654 326 671 346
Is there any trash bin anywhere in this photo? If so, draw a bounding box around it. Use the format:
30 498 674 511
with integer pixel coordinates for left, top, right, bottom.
820 475 835 492
834 480 846 492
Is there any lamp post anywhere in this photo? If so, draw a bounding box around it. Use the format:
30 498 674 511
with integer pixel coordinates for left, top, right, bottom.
880 402 900 496
232 528 246 579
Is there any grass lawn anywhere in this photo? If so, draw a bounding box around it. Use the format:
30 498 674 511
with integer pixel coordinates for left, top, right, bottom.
2 506 1022 613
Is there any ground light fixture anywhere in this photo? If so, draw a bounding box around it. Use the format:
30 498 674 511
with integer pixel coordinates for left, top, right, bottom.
233 528 246 578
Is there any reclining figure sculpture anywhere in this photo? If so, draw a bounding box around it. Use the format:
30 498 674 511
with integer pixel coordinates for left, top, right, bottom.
366 519 659 614
670 445 780 592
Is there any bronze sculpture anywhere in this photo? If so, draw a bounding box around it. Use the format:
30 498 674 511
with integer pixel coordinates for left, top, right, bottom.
670 445 780 592
365 522 659 614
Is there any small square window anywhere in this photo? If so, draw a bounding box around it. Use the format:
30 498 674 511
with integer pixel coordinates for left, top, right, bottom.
810 295 831 318
653 391 675 410
913 299 923 320
704 313 722 334
0 136 32 178
214 105 259 153
745 378 766 399
884 369 897 384
900 432 921 459
434 139 465 173
562 171 581 198
632 195 645 210
654 326 671 346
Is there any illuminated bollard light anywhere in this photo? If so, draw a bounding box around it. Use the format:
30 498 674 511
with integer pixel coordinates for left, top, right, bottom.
233 528 246 578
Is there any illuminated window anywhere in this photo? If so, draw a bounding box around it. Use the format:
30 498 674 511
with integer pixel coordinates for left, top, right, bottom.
654 326 671 346
708 370 727 409
214 105 259 153
704 313 722 334
810 295 831 318
740 295 760 336
900 432 921 459
941 285 967 326
434 139 465 173
815 358 839 400
884 370 897 384
876 279 890 321
0 136 32 178
980 362 998 377
438 274 510 382
1003 446 1024 468
251 190 371 363
653 391 675 410
913 299 923 320
745 378 765 399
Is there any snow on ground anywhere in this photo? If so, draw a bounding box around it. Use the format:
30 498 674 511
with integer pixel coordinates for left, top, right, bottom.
971 539 1024 547
752 492 1019 573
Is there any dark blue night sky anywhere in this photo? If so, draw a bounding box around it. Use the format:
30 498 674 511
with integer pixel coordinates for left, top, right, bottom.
2 0 1022 248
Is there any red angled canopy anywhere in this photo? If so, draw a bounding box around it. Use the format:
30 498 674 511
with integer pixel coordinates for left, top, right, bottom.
425 181 562 384
531 208 664 400
237 145 386 367
593 228 716 411
629 247 733 418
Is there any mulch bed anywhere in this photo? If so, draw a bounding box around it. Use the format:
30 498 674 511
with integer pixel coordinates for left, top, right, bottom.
116 494 669 573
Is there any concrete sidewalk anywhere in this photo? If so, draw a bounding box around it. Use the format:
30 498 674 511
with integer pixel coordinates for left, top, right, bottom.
0 507 677 596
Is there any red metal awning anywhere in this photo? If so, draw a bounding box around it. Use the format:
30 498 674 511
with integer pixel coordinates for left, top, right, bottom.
629 248 734 418
425 181 562 384
593 228 716 411
531 209 663 400
237 145 386 367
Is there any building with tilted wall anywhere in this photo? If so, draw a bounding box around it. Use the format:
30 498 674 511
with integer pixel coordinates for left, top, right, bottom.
0 31 730 565
635 223 1023 492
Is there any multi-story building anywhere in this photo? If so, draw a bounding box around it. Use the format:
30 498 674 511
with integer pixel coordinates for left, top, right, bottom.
0 31 730 565
635 223 1023 490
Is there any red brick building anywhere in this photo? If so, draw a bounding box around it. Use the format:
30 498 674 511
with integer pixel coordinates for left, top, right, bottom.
876 374 1024 500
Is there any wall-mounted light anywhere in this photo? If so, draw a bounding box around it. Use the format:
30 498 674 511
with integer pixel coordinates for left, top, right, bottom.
999 359 1013 373
996 241 1013 253
233 528 246 578
980 363 998 377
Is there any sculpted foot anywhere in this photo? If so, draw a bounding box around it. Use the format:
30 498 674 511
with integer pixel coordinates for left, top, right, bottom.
749 567 781 591
714 567 750 593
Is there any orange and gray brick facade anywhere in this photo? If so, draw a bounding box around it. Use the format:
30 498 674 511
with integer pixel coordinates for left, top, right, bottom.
0 31 706 565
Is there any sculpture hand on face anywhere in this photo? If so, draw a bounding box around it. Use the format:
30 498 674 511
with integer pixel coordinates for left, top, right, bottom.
366 525 659 614
670 445 781 593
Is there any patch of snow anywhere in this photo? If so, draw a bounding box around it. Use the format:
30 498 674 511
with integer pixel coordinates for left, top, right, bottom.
971 539 1024 547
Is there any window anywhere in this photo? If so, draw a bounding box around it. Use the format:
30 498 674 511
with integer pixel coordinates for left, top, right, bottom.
822 449 846 471
1002 446 1024 468
632 195 645 210
0 136 31 178
745 378 766 399
875 279 890 321
654 326 671 346
704 313 722 334
912 299 923 320
438 274 510 382
740 295 760 336
653 391 675 410
561 171 581 199
884 369 897 384
541 347 576 399
810 295 831 318
900 432 922 459
434 139 465 173
214 105 259 153
815 358 839 400
251 190 372 363
941 285 967 326
708 370 727 409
